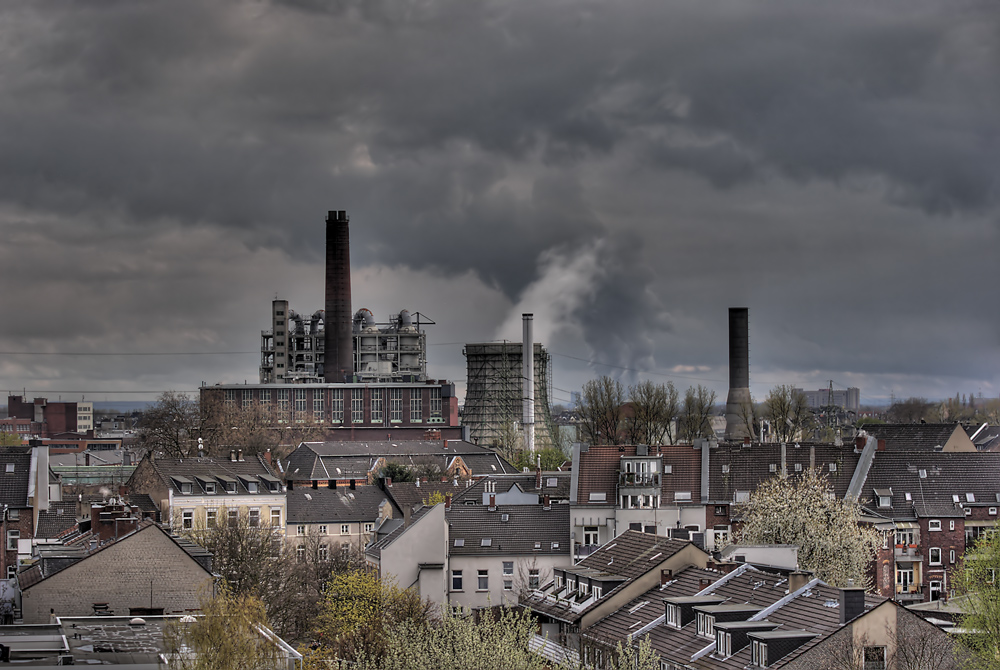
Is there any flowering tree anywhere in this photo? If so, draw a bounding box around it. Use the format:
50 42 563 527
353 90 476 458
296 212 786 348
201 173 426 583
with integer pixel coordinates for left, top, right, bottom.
734 469 880 588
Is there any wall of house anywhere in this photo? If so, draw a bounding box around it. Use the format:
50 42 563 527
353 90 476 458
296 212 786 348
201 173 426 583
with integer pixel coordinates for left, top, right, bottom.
286 521 374 555
126 457 169 511
381 505 447 606
919 516 963 601
448 553 566 610
21 526 213 623
1 510 33 579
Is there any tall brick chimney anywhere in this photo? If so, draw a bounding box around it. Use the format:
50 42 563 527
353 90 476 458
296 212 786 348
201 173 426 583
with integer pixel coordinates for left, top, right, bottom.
324 210 354 382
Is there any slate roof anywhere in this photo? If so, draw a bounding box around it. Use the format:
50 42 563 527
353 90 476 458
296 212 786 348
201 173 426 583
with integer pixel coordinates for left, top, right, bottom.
859 451 1000 519
0 450 32 507
573 444 702 506
143 455 282 497
863 423 967 451
286 486 397 525
35 501 78 539
708 442 860 504
524 531 697 624
967 424 1000 451
383 479 474 512
446 503 570 556
287 440 517 479
589 564 883 670
457 472 571 501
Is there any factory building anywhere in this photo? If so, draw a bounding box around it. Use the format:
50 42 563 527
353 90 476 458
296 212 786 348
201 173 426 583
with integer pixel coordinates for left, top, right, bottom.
463 342 555 450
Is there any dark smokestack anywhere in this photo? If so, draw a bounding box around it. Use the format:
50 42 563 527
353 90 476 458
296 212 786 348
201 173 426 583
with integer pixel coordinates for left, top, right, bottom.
724 307 751 441
324 210 354 382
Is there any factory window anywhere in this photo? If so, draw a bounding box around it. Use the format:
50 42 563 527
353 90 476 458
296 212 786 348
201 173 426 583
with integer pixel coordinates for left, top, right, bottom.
295 389 307 416
224 389 237 405
352 389 364 423
260 389 271 403
313 389 325 421
331 389 344 422
277 389 289 414
371 389 383 423
242 389 253 408
410 393 423 422
430 387 442 417
390 389 403 422
277 363 284 368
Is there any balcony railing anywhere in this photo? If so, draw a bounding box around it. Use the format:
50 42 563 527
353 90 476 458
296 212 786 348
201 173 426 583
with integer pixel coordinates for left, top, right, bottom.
618 473 660 487
894 546 923 561
575 544 599 559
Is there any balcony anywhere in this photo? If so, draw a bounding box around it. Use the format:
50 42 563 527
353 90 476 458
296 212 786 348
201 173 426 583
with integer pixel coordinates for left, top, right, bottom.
618 472 661 487
894 546 923 562
895 585 924 602
575 544 599 559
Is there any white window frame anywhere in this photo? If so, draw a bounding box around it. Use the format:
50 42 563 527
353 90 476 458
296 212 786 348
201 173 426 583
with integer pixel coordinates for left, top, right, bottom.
341 524 350 535
452 570 463 592
928 520 941 531
318 524 328 535
182 510 193 530
929 547 942 565
478 569 489 591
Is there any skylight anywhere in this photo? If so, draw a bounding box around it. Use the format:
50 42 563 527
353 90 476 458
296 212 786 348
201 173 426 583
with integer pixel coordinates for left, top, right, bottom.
481 538 492 547
967 493 976 503
454 539 465 547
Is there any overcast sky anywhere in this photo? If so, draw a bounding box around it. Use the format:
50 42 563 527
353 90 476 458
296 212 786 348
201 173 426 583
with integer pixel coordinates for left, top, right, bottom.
1 0 997 408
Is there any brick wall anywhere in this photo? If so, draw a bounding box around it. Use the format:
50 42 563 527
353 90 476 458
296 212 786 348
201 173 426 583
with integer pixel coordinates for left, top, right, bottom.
1 511 33 578
21 524 213 623
919 516 963 601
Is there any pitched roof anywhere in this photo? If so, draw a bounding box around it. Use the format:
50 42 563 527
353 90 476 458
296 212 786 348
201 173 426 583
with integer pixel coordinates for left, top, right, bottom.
35 501 78 539
365 504 436 561
286 486 396 524
142 455 282 497
863 423 968 451
383 479 472 512
0 449 32 507
574 444 701 506
708 442 860 503
286 441 518 480
861 450 1000 519
446 503 570 556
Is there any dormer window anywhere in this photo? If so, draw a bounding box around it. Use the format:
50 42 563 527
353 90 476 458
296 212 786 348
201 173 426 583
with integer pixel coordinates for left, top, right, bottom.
204 482 216 494
697 612 715 638
752 640 767 667
717 630 732 658
181 482 192 494
666 603 682 628
247 481 258 493
875 489 892 509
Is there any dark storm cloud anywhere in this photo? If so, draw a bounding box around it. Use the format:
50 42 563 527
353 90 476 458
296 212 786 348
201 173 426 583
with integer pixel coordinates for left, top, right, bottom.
0 0 996 400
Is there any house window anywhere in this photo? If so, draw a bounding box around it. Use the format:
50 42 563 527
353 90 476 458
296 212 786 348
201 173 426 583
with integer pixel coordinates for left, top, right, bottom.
297 525 306 536
6 530 18 551
863 646 886 670
318 525 328 535
270 508 281 526
928 520 941 531
5 566 14 579
950 549 956 564
697 612 714 638
390 389 403 421
204 482 216 494
228 509 239 525
318 544 328 561
950 520 955 531
452 570 463 591
930 547 942 565
5 509 15 522
752 641 767 668
371 389 383 423
717 631 732 658
248 509 260 527
503 562 513 590
666 603 681 628
410 393 422 422
715 506 727 516
478 570 489 591
593 586 602 599
206 509 217 528
583 526 599 545
341 524 350 535
991 507 998 516
352 389 364 423
528 569 540 590
182 510 193 530
364 523 374 533
296 545 305 562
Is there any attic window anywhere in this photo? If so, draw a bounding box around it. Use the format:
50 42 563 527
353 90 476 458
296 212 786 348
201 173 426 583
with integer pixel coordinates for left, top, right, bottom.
551 542 560 550
589 493 607 502
534 542 541 550
481 538 492 547
794 463 802 472
828 463 837 472
4 464 12 474
721 465 729 474
547 478 558 487
454 539 465 547
663 465 673 474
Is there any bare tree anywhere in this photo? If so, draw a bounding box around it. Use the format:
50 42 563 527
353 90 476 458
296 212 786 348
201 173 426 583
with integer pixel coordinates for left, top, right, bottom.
678 385 717 442
625 380 679 446
764 385 810 443
579 376 626 445
138 391 200 457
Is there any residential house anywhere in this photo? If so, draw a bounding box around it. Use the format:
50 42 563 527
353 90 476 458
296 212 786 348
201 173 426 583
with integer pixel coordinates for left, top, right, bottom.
0 444 63 579
286 485 397 560
366 504 448 608
522 530 711 657
126 450 286 534
18 521 214 623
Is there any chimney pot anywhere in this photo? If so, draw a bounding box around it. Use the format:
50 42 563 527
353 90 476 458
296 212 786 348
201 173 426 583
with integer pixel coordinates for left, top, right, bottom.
237 449 243 462
230 450 236 462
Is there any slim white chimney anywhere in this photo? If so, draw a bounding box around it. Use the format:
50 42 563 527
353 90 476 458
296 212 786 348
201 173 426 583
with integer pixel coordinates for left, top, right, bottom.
522 313 535 453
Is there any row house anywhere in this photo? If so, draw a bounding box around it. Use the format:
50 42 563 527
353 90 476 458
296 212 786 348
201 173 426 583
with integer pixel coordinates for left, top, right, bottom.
126 450 286 535
286 485 398 561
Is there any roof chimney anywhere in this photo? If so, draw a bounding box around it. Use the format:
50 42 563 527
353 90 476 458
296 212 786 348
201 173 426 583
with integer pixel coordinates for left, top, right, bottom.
324 210 354 382
840 587 865 624
660 569 673 586
445 493 452 510
542 494 551 510
489 494 496 511
263 448 272 467
237 449 243 462
788 570 811 594
230 449 236 462
403 505 412 528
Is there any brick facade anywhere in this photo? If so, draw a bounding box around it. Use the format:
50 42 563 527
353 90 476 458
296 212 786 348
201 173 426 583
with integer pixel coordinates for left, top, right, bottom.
20 524 213 623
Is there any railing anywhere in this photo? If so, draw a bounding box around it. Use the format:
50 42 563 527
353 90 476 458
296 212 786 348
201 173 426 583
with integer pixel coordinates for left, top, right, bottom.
575 544 599 559
618 472 660 486
894 546 923 560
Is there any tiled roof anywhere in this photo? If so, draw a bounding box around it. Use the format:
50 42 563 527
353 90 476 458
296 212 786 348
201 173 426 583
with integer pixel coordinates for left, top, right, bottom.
286 441 518 480
35 501 78 539
863 424 965 451
967 424 1000 451
286 486 395 524
147 456 282 497
0 450 32 507
447 504 570 556
708 442 860 503
383 479 473 512
860 451 1000 519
